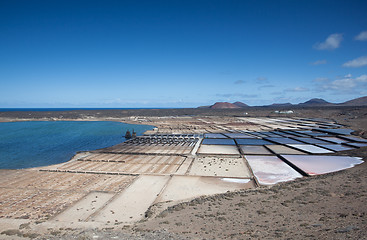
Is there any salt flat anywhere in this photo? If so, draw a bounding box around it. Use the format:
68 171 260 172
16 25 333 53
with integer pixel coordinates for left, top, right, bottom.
92 175 170 223
54 192 114 222
0 114 365 239
188 156 251 178
156 176 255 203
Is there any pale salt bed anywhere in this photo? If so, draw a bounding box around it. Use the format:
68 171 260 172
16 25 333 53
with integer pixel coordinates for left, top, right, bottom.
317 144 354 152
188 156 251 178
245 155 303 185
197 144 240 155
156 176 255 202
240 145 272 155
265 144 306 155
287 144 334 154
280 155 364 175
92 175 170 223
54 192 114 222
220 178 251 183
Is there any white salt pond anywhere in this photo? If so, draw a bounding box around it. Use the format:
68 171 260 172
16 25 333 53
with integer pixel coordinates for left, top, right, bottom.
188 156 251 178
287 144 334 154
156 176 255 203
280 155 364 175
245 155 303 185
197 145 240 155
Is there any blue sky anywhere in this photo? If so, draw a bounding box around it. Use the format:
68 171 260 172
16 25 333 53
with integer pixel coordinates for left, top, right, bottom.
1 0 367 108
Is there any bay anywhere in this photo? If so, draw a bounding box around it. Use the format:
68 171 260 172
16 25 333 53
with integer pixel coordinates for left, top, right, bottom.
0 121 153 169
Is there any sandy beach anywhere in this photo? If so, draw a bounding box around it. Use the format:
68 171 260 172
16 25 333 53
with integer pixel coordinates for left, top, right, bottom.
0 106 366 239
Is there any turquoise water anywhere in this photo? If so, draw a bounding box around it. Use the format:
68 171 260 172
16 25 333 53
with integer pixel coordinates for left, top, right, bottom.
0 121 153 169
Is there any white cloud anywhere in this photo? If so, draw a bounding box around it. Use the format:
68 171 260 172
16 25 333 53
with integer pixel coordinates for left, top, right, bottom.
343 56 367 68
311 60 327 65
330 79 356 89
344 73 352 78
356 74 367 82
317 74 367 93
355 31 367 41
314 33 343 50
284 87 309 92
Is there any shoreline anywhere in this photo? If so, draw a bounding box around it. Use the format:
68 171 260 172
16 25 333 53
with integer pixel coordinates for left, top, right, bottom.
1 105 367 134
0 119 156 171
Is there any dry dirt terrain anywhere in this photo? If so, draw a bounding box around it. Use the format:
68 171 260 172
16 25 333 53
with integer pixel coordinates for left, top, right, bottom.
0 106 366 240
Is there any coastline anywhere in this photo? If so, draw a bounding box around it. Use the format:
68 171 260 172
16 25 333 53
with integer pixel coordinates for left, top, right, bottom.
0 107 366 239
0 119 156 170
1 105 366 130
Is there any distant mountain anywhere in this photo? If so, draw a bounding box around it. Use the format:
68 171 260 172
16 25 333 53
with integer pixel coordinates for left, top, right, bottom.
210 102 242 109
198 96 367 109
197 105 211 109
233 101 249 108
340 96 367 106
298 98 332 106
270 103 293 107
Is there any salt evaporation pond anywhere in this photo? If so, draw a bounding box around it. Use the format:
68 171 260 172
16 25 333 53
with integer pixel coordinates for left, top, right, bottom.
0 121 154 169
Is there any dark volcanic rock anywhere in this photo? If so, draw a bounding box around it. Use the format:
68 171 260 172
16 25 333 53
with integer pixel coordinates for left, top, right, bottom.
299 98 332 106
197 105 211 109
232 101 249 108
340 96 367 106
210 102 241 109
270 103 293 107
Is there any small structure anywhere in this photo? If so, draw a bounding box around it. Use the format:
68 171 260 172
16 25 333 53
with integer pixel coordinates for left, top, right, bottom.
125 130 136 139
125 130 132 139
274 110 294 114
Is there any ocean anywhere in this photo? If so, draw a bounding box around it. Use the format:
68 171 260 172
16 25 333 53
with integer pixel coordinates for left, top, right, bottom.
0 108 172 112
0 121 154 169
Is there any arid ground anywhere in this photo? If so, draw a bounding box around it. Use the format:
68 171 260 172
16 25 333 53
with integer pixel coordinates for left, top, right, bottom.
0 106 366 240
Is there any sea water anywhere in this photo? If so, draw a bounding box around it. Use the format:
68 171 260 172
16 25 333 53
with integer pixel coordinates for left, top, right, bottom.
0 121 154 169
